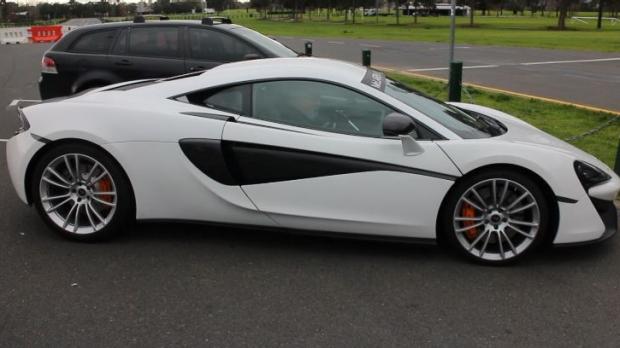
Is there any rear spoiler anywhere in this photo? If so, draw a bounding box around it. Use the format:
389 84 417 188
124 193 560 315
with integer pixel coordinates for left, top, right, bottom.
7 99 41 135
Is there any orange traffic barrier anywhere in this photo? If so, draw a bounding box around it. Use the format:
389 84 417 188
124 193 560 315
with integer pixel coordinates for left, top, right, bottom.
29 25 63 43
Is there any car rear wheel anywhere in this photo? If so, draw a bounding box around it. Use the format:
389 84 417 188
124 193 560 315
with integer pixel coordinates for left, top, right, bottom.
440 170 548 265
32 143 134 241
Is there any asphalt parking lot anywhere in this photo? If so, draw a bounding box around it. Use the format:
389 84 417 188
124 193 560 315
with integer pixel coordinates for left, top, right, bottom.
1 44 620 347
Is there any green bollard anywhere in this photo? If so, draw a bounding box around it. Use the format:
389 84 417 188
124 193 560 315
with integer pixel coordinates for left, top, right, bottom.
304 41 313 56
362 49 371 67
614 136 620 176
448 61 463 102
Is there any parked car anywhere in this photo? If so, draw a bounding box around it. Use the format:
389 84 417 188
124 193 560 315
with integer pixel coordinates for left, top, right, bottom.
39 17 298 99
9 58 619 264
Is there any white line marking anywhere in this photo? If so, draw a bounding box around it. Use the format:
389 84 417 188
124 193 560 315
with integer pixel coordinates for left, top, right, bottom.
328 41 345 45
0 139 8 143
301 39 315 42
464 65 500 69
281 36 294 39
521 57 620 65
360 44 381 48
408 67 449 72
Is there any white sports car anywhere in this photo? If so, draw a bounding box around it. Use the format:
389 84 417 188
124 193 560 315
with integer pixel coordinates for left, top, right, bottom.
6 58 619 264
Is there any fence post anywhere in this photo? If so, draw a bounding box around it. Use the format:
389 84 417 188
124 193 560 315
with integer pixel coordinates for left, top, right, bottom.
362 49 371 67
304 41 312 56
448 61 463 102
614 136 620 176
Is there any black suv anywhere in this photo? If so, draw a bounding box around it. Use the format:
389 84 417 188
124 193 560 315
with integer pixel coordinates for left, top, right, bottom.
39 17 298 99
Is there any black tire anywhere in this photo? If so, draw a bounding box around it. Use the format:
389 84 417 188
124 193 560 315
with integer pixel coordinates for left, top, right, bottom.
439 169 548 265
31 142 135 242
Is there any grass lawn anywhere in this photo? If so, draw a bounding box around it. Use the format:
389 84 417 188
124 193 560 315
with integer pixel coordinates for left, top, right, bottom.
108 11 620 51
388 73 620 168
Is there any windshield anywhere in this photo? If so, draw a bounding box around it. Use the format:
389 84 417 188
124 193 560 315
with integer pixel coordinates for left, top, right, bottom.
229 27 298 58
383 78 498 139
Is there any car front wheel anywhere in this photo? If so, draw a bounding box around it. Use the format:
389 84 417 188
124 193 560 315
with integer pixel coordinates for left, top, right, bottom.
441 170 548 265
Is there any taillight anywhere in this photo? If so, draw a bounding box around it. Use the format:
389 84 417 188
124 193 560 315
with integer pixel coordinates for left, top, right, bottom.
41 56 58 74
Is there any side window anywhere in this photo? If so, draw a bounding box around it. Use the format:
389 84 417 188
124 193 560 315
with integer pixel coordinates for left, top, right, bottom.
111 29 128 55
189 28 259 61
185 85 249 115
129 27 180 58
252 80 398 137
70 29 118 54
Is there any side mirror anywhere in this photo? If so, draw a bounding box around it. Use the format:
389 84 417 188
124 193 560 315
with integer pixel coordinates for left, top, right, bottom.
382 113 416 136
383 113 424 156
244 53 261 61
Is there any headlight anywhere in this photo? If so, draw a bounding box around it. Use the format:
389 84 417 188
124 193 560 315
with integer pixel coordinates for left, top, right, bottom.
17 108 30 133
574 160 611 190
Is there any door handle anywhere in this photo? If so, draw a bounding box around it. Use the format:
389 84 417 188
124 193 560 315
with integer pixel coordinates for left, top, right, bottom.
115 60 133 66
190 66 206 72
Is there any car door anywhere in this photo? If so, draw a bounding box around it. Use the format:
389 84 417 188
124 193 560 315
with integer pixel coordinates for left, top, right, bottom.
108 26 185 81
221 80 462 239
184 27 262 73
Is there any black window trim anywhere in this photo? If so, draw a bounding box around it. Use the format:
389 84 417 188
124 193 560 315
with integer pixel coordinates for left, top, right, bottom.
170 78 444 141
109 27 128 55
185 25 265 63
124 25 184 59
68 28 120 54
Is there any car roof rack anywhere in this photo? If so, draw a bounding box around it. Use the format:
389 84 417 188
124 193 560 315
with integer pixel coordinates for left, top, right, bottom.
201 16 232 25
134 15 170 23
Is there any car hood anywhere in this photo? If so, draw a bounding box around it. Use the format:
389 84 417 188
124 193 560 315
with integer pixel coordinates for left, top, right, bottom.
449 102 614 172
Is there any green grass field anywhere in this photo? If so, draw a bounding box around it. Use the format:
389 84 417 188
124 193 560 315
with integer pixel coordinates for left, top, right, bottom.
389 73 620 168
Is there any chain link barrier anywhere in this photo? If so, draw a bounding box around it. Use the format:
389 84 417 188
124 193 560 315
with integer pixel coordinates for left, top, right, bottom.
432 81 617 143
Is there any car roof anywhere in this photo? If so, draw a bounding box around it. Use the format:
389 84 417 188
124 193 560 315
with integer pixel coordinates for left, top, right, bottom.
52 20 239 51
129 57 370 98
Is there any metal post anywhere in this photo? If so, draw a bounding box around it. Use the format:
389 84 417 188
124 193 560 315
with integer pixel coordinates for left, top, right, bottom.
449 0 456 65
304 41 313 56
448 61 462 102
362 49 371 67
597 0 603 29
614 137 620 176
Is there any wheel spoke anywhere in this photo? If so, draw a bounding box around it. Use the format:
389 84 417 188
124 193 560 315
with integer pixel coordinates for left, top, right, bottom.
498 180 509 207
455 216 484 222
508 201 537 215
479 230 493 257
73 204 82 233
456 221 485 233
74 154 80 182
89 171 109 186
506 223 534 239
91 196 115 207
462 197 484 212
92 191 117 196
42 177 71 189
46 197 73 213
504 192 529 211
85 163 100 182
470 187 487 209
63 155 76 181
88 201 106 223
509 219 538 227
62 203 78 229
492 180 498 208
467 229 489 252
46 167 72 186
85 203 97 231
42 193 71 202
501 230 518 255
497 231 505 260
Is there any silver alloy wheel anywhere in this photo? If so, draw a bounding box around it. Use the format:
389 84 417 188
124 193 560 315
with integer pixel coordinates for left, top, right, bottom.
452 178 540 261
39 153 117 234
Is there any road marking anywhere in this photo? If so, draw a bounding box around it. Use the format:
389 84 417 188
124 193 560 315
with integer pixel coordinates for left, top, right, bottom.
374 64 620 116
521 57 620 66
360 44 381 48
281 36 294 40
430 46 471 50
0 139 8 142
464 65 500 69
408 65 498 72
301 39 315 42
328 41 345 45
